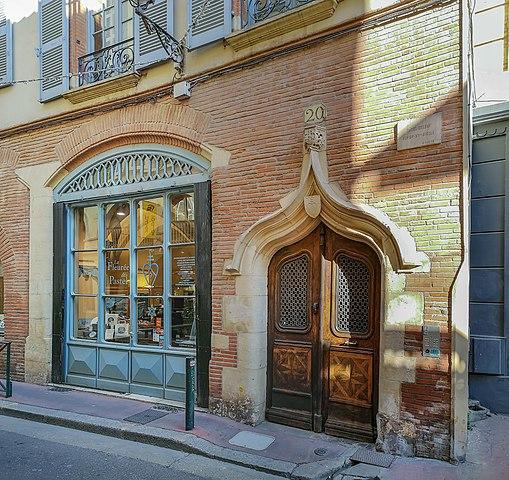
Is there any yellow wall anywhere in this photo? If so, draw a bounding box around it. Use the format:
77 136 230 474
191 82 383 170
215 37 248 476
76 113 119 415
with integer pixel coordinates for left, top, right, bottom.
0 0 404 131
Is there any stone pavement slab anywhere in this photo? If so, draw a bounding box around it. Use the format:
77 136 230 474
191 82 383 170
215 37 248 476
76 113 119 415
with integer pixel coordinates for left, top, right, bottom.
0 382 355 479
3 382 509 479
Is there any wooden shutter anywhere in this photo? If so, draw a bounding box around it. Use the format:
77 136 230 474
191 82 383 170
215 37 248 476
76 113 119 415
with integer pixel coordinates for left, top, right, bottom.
134 0 173 68
188 0 231 49
38 0 69 102
0 0 12 87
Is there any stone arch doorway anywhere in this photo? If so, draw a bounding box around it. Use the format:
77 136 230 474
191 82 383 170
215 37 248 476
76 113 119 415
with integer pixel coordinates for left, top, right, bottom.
267 223 381 441
222 126 428 440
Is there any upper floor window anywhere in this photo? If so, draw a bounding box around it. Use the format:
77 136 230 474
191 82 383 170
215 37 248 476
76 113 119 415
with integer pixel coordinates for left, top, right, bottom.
90 0 134 52
38 0 232 101
242 0 313 27
0 0 13 88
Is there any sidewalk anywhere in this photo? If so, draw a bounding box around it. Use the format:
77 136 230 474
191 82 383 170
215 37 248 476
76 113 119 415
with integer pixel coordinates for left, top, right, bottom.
0 382 508 479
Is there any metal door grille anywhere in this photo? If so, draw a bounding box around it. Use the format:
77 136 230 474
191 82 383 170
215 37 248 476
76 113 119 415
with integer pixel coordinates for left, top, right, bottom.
277 254 310 330
335 254 370 334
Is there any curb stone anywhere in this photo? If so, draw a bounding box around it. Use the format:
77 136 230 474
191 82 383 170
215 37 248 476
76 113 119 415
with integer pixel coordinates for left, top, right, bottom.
291 445 359 480
0 400 353 479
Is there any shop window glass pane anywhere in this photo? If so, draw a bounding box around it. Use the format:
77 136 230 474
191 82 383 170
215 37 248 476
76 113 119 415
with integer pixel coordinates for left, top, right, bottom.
137 297 164 347
171 193 195 243
171 245 195 296
74 252 98 294
105 203 130 249
137 247 164 296
105 297 130 343
105 249 130 295
74 296 98 340
75 206 98 250
137 198 163 247
171 297 195 348
122 20 133 41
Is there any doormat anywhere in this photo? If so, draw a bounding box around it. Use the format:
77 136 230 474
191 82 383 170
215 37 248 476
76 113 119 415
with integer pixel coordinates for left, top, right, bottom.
123 408 169 424
350 447 394 468
228 431 275 451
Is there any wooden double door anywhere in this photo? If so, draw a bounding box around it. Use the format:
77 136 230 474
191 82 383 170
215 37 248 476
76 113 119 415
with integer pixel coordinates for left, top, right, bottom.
267 225 380 441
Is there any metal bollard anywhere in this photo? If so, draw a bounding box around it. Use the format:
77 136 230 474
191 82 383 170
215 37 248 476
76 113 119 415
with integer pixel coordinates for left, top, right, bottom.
185 357 196 431
6 342 11 398
0 341 12 398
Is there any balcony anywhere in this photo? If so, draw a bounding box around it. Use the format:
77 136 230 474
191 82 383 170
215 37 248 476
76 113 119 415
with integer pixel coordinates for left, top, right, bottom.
241 0 314 27
78 38 135 87
64 38 140 104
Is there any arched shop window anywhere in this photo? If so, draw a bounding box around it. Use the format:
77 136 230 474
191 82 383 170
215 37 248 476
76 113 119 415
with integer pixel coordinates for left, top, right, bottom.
55 146 209 352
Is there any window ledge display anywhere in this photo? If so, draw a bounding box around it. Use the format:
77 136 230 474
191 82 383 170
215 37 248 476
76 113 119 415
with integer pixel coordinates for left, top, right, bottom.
63 71 142 105
71 193 197 350
226 0 340 51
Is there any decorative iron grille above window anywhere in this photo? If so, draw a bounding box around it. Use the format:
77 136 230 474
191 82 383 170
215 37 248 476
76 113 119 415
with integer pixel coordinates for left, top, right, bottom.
55 149 210 202
242 0 314 27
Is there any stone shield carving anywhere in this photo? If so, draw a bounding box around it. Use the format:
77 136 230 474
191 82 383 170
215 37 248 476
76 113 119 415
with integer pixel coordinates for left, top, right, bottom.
304 195 321 218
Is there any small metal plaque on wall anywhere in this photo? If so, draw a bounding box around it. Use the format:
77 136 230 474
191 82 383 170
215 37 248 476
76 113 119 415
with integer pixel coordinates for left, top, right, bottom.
423 323 440 358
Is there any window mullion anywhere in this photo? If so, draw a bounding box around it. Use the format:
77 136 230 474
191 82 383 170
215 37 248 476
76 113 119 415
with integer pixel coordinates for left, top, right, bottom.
164 193 171 350
97 203 106 344
66 206 74 344
115 0 122 43
87 10 93 54
130 198 137 347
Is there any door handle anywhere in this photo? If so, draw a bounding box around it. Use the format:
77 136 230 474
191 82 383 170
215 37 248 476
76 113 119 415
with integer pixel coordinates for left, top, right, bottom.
340 340 358 347
312 302 319 314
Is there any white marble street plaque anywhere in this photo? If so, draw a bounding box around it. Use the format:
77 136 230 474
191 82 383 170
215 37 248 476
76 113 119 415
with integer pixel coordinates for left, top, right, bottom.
396 113 442 151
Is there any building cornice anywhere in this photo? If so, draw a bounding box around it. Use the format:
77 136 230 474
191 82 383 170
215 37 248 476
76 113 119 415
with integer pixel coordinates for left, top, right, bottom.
474 101 509 125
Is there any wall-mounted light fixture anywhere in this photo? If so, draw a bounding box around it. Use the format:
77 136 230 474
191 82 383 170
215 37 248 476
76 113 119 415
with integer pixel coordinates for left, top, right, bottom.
128 0 185 73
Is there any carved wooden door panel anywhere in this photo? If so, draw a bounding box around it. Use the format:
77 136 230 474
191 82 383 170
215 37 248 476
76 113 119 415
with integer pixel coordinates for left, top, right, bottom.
267 225 379 440
322 229 380 441
267 226 322 430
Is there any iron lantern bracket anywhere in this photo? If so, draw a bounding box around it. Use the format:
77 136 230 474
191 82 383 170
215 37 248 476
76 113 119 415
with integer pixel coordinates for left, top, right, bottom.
129 0 185 73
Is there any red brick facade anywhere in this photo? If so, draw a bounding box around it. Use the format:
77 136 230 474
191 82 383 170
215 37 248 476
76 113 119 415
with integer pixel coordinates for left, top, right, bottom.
0 0 463 460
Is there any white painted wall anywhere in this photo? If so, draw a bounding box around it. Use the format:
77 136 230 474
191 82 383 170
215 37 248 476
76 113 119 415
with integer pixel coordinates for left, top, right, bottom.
473 0 509 106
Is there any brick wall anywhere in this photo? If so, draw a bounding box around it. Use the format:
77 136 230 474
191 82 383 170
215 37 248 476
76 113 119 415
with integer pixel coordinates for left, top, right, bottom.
0 0 462 459
69 0 88 76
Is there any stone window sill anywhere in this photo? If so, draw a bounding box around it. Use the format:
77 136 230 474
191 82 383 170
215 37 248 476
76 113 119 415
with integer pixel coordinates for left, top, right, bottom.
226 0 340 51
63 71 142 105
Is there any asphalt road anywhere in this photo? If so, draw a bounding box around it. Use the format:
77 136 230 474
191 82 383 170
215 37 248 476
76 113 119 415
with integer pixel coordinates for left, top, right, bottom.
0 416 281 480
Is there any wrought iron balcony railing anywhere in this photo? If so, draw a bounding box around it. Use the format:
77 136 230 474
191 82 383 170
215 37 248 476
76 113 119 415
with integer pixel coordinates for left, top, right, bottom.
241 0 314 27
78 38 135 87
